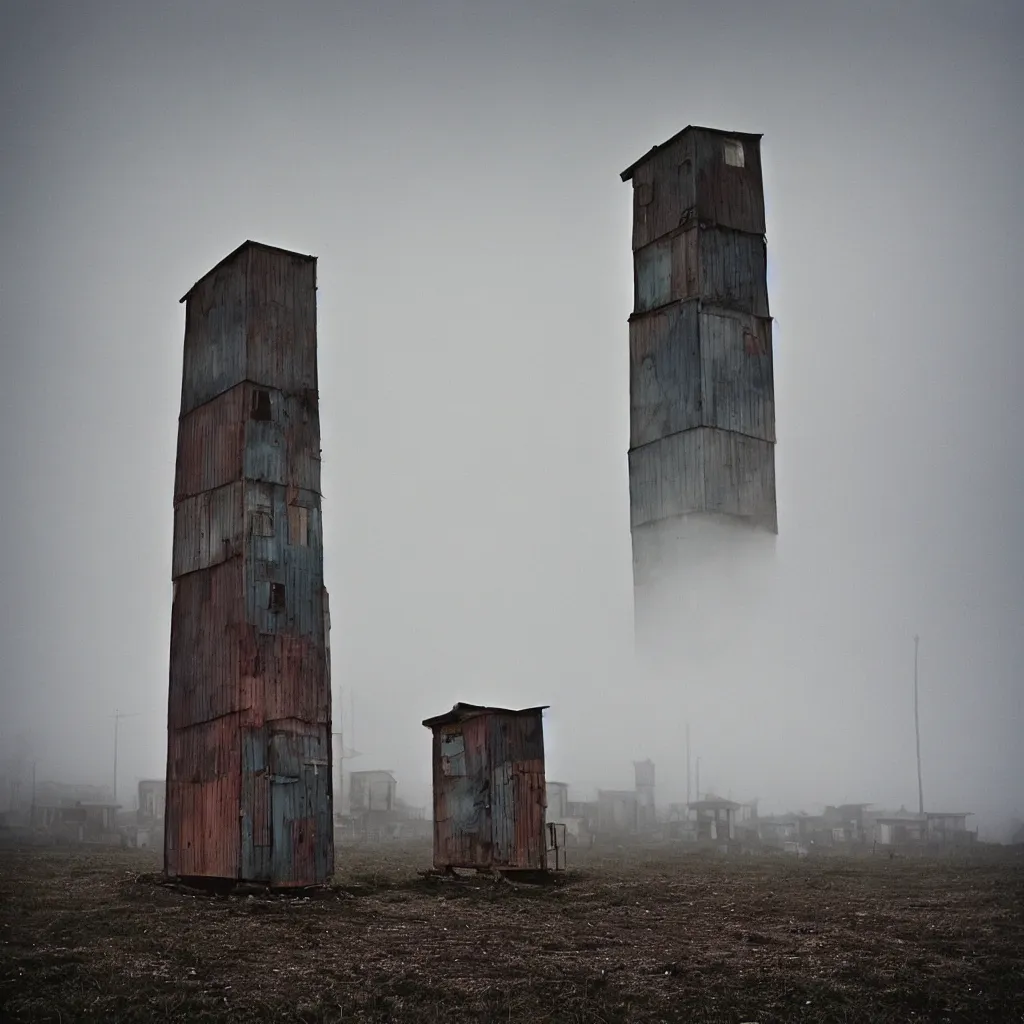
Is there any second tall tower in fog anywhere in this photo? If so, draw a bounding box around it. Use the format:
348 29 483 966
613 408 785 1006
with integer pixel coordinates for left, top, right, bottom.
622 127 777 683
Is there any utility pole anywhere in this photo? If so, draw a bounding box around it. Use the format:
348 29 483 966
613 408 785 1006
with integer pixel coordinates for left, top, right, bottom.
112 710 140 806
695 756 701 805
685 722 691 807
914 635 924 816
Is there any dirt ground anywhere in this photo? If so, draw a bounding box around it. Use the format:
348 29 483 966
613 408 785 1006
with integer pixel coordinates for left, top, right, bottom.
1 841 1022 1023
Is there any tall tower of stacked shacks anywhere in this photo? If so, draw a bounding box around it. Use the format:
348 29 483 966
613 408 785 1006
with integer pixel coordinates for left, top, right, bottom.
622 128 777 707
166 241 333 887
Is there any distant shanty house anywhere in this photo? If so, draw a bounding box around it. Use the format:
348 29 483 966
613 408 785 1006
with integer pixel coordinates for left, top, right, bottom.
36 802 122 845
633 760 656 830
137 780 165 824
689 797 740 841
135 779 166 850
925 812 975 846
757 816 799 844
348 770 397 814
873 814 927 846
422 703 556 873
546 781 570 822
598 790 640 833
821 803 870 843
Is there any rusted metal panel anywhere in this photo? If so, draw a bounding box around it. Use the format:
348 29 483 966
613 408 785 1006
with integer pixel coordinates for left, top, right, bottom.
512 762 546 869
175 383 321 502
165 715 242 879
425 705 548 871
174 386 246 502
431 715 491 869
245 482 325 639
268 723 332 886
168 241 332 884
168 562 249 727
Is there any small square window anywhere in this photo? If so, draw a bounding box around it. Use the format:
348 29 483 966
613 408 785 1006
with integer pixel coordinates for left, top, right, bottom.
723 139 745 168
269 582 286 613
250 510 274 537
251 389 272 421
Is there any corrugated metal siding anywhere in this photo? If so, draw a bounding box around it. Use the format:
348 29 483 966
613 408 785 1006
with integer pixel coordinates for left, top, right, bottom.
626 127 775 542
180 259 247 417
240 727 271 882
697 228 769 317
431 716 492 869
628 129 764 251
246 247 318 396
700 309 775 442
692 129 766 236
175 383 321 502
165 715 242 879
429 711 546 871
702 429 777 527
171 482 244 578
628 430 706 528
630 303 702 448
629 428 775 529
629 133 696 251
244 482 325 639
168 560 248 727
167 242 331 885
174 386 246 502
633 227 767 317
268 723 332 887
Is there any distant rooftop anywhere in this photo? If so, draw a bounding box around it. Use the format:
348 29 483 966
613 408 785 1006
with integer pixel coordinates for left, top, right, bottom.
422 702 549 729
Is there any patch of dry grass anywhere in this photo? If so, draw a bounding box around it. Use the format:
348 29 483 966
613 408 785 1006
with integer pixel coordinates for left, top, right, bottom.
1 841 1022 1022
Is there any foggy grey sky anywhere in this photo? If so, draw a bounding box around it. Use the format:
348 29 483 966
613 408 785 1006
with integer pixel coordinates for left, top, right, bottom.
1 0 1021 825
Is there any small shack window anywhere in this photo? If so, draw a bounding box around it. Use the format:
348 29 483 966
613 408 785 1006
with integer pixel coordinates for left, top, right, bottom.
251 389 272 421
288 505 309 547
440 730 466 777
269 582 286 613
250 510 274 537
723 139 745 168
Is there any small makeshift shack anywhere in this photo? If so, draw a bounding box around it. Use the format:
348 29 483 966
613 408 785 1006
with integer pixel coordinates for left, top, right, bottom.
422 703 558 873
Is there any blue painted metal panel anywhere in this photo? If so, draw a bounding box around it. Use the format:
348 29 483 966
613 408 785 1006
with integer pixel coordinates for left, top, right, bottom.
240 727 271 882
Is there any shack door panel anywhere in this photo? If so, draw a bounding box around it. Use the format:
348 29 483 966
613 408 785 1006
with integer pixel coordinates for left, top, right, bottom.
511 764 546 869
268 728 332 886
436 718 491 868
240 727 271 882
